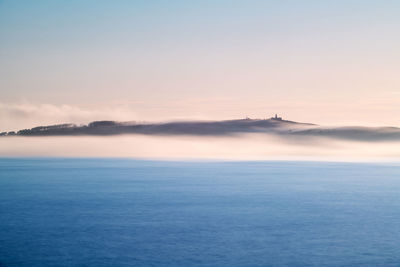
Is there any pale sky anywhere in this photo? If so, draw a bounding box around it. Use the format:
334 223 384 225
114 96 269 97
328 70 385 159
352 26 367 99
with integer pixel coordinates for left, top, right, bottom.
1 0 400 131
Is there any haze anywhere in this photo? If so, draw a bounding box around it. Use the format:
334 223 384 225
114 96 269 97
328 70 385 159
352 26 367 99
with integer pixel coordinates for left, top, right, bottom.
1 0 400 131
1 1 399 159
0 134 399 162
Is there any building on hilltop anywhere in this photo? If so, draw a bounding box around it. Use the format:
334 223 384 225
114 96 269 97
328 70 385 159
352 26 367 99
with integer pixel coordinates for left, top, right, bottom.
271 114 282 121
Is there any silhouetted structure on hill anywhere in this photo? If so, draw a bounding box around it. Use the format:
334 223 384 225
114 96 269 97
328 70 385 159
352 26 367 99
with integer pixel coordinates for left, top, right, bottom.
271 114 282 121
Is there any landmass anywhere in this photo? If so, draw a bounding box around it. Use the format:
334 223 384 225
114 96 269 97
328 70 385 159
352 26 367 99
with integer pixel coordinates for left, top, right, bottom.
2 115 400 142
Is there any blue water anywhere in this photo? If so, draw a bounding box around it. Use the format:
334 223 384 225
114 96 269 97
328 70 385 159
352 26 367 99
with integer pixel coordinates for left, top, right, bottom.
1 159 400 266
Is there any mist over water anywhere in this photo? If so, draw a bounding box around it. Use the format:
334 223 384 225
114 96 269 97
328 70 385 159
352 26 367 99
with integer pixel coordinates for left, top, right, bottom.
1 134 399 161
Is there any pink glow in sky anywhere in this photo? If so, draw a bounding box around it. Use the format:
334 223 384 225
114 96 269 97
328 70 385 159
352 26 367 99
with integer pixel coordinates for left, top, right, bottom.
1 0 400 131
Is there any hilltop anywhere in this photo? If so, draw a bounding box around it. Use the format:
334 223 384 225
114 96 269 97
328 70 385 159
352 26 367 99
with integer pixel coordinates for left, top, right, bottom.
2 117 313 137
2 116 400 142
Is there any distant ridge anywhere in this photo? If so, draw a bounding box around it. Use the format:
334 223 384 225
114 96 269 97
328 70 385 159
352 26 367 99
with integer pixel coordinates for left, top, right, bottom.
2 117 400 142
1 118 314 136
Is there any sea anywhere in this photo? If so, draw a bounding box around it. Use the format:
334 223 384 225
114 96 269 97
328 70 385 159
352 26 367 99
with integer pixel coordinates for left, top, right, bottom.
1 158 400 266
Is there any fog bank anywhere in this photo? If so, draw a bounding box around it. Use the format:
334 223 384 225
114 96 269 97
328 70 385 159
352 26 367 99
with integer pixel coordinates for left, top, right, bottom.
1 134 399 162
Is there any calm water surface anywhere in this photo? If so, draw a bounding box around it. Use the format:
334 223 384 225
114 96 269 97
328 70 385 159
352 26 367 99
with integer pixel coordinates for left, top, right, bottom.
1 158 400 266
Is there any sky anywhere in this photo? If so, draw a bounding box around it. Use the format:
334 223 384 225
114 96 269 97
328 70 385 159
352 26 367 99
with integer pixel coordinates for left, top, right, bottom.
1 0 400 131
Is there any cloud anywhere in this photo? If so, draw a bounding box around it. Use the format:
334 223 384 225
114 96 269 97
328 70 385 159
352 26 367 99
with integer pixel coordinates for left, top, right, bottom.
1 135 399 161
0 102 138 131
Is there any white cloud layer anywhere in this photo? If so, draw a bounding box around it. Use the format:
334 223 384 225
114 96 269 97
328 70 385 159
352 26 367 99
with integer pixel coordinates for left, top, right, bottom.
0 135 399 161
0 102 138 132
